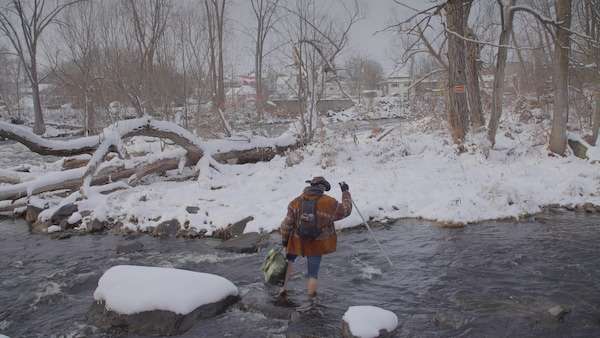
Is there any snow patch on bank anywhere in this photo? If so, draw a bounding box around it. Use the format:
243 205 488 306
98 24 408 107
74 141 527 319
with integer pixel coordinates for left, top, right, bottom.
93 265 238 315
343 305 398 338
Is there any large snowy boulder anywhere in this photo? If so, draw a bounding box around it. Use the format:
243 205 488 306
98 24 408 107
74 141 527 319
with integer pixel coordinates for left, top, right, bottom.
342 306 398 338
87 265 239 336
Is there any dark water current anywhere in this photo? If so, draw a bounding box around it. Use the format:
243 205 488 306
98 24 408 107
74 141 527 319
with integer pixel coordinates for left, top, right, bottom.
1 211 600 338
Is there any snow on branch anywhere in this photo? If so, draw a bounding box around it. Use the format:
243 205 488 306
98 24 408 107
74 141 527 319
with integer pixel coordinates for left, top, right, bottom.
510 5 600 46
0 117 206 163
406 68 445 91
0 121 101 156
443 23 541 50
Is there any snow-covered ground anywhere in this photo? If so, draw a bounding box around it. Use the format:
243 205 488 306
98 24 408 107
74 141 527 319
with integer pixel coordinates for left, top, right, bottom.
326 96 410 122
51 112 599 234
3 100 600 234
93 265 238 315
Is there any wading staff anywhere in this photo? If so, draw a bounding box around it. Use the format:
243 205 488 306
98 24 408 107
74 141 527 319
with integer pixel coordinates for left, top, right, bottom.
350 198 394 267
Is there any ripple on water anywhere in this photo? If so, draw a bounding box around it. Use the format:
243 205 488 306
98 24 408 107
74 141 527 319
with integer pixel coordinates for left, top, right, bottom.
349 257 383 281
152 252 251 268
32 281 63 308
0 320 10 330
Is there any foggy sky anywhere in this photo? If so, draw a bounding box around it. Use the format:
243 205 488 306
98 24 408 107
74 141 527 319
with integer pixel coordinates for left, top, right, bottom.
229 0 427 74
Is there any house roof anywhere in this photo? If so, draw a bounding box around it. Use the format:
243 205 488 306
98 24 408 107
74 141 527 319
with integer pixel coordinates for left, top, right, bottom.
388 64 411 78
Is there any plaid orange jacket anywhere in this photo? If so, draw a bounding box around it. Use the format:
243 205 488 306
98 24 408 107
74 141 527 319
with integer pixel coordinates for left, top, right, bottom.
280 190 352 256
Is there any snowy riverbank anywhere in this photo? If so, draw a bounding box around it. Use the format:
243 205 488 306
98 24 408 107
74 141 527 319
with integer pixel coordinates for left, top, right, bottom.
7 112 598 235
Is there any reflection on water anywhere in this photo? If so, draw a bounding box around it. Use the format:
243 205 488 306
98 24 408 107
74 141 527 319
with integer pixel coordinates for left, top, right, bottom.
1 212 600 337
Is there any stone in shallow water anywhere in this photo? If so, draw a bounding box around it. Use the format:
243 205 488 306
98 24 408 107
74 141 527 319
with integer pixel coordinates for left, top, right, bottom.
87 219 107 233
216 232 267 253
547 305 570 321
287 306 340 338
25 204 44 224
88 265 240 336
87 297 239 336
50 203 78 225
153 219 180 238
228 216 254 237
115 241 144 254
237 283 297 320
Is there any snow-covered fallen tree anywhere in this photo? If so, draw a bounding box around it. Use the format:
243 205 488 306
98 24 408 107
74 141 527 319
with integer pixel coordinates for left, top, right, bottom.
0 117 301 202
0 121 101 157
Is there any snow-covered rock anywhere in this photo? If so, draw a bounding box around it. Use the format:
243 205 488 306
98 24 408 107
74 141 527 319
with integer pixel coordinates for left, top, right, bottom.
67 212 82 225
88 265 239 335
50 203 78 226
47 225 61 233
342 306 398 338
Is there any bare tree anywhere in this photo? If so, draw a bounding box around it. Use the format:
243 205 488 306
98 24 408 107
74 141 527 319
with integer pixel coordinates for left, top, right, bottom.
487 0 516 147
251 0 280 119
124 0 173 117
464 1 484 129
0 47 24 119
205 0 227 112
445 0 469 145
283 0 360 142
51 0 102 135
0 0 85 134
345 55 384 99
549 0 572 155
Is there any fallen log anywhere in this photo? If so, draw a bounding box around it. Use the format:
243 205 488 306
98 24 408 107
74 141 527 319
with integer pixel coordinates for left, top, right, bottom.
62 155 93 170
212 142 302 164
0 157 182 201
0 169 35 185
0 201 26 214
1 118 302 201
0 118 204 162
0 121 101 156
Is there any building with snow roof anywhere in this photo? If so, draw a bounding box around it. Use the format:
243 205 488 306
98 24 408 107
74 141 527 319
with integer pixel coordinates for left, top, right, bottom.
378 66 411 100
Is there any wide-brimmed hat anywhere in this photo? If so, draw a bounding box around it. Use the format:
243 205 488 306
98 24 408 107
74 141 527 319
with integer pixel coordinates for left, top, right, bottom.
305 176 331 191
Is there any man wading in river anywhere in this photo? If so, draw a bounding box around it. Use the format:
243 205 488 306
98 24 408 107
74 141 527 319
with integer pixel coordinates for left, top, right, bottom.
279 176 352 309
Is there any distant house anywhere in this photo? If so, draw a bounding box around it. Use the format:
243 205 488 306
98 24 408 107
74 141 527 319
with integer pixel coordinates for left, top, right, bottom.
226 85 256 109
378 66 411 100
323 76 351 99
273 74 297 99
413 78 444 96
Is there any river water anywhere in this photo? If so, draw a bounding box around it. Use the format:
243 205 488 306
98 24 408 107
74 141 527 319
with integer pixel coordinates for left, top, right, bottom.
1 212 600 338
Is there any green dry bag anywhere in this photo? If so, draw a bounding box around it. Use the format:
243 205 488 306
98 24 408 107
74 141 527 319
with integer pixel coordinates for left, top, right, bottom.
261 248 287 285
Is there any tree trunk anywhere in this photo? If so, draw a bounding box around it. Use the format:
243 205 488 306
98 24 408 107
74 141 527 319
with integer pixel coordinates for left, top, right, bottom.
465 28 484 129
533 43 546 101
255 36 264 119
487 0 516 147
549 0 572 155
216 2 226 110
84 91 97 135
31 66 45 135
446 0 469 144
511 30 531 92
592 94 600 145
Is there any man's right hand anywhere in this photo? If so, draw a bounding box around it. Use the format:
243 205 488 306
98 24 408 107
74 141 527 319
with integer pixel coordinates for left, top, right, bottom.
339 181 349 192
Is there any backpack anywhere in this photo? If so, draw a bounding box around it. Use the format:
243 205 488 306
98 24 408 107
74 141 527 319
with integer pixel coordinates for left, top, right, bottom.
297 197 321 240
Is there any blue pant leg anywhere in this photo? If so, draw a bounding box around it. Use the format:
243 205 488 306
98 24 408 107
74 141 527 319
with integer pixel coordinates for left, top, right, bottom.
306 256 322 279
